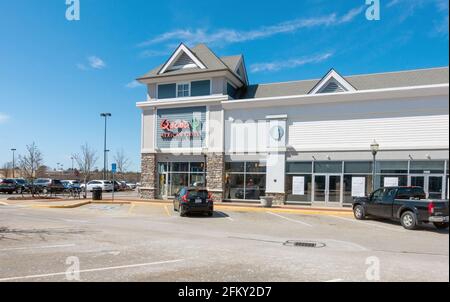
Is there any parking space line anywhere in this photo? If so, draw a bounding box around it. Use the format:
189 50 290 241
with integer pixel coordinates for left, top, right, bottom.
325 278 344 282
329 215 406 232
0 244 76 252
127 203 136 215
0 259 185 282
267 212 313 227
164 205 172 217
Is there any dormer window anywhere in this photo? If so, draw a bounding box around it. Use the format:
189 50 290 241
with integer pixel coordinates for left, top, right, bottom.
177 83 190 98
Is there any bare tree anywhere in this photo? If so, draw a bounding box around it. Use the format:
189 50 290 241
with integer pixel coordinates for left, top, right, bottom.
18 143 44 196
72 143 98 198
113 149 131 177
1 162 12 178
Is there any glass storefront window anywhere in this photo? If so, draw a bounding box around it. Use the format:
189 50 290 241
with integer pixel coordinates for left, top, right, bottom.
169 173 189 196
225 162 266 201
314 162 343 174
171 162 189 172
376 161 408 174
409 161 445 174
344 162 372 174
225 174 245 200
246 162 267 173
226 162 245 173
287 162 313 174
190 162 205 173
343 175 372 203
286 175 313 203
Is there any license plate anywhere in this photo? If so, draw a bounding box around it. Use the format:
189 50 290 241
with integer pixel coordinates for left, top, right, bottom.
195 198 203 204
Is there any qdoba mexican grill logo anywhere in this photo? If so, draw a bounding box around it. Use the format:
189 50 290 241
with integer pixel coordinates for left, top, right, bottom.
160 118 203 140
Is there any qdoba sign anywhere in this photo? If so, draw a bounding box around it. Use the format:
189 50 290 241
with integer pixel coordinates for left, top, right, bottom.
156 106 206 149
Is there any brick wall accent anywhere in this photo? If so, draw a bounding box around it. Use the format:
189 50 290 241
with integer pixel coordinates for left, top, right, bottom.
206 153 225 202
140 153 157 199
265 192 286 205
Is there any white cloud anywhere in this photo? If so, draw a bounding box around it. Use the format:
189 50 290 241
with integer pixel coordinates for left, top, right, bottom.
138 8 364 48
125 80 141 89
250 52 334 73
88 56 106 69
0 113 10 124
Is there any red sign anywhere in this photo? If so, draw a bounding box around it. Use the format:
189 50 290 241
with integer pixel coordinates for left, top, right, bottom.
160 119 201 140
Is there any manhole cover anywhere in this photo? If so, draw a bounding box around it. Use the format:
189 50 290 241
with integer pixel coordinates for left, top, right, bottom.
284 240 326 248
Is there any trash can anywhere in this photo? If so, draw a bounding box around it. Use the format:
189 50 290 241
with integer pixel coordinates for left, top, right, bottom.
260 196 273 208
92 187 103 201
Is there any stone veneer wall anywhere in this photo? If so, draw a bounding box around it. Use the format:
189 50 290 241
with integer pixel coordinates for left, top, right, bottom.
206 153 225 202
266 192 286 205
140 153 157 199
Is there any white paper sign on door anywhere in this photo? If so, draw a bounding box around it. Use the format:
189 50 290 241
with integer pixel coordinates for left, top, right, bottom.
384 177 399 187
352 177 366 197
293 177 305 196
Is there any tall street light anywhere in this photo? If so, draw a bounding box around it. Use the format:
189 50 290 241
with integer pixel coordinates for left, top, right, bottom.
11 148 16 178
100 113 112 180
371 140 380 191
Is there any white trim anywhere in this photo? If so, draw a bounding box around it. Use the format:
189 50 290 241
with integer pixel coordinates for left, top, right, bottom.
137 95 227 109
310 69 356 94
221 84 449 110
159 44 206 75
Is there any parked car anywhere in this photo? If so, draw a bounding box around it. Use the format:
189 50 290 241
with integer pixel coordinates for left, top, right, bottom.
352 186 449 230
33 178 66 194
84 180 114 192
173 187 214 217
0 179 17 194
126 182 137 190
61 180 81 190
13 178 30 194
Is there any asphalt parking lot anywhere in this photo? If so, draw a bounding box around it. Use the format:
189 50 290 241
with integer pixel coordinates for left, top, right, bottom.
0 200 448 282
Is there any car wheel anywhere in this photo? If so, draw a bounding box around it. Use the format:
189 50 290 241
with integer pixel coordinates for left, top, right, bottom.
401 211 418 230
433 222 449 230
353 205 366 220
173 202 178 212
207 211 213 217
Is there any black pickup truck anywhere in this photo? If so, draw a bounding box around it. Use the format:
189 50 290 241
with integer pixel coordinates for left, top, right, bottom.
352 187 449 230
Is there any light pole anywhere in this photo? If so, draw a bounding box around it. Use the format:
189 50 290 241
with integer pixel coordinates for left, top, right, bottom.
105 149 110 180
100 113 112 180
71 156 74 171
11 148 16 178
371 140 380 191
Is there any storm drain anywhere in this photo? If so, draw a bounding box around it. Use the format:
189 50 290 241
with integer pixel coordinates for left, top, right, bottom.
284 240 326 248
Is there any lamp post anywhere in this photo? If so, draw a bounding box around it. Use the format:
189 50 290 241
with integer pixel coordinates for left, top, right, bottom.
370 140 380 191
100 113 112 180
11 148 16 178
105 149 110 180
71 156 74 171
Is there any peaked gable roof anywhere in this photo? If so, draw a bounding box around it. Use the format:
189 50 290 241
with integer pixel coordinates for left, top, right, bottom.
238 67 449 99
308 69 357 94
138 44 245 84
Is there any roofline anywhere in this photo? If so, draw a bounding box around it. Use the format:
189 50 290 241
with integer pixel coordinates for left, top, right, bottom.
249 66 449 87
221 83 449 109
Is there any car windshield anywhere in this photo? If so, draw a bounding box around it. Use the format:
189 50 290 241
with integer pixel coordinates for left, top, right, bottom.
53 180 63 185
15 179 26 184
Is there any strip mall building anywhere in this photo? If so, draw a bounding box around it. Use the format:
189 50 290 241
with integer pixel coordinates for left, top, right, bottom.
136 44 449 207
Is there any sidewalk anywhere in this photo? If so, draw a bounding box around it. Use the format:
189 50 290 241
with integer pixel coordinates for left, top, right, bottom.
1 197 353 215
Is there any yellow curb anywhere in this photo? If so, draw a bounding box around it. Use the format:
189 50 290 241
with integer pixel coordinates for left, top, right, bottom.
0 201 9 206
215 205 353 217
32 201 91 209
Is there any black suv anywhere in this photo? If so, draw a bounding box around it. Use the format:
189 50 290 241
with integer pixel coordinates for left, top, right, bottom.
0 179 17 194
173 187 214 217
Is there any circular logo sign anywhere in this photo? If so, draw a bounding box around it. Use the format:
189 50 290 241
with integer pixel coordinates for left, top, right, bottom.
270 126 285 141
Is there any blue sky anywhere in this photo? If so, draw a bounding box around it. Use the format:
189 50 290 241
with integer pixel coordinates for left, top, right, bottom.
0 0 448 172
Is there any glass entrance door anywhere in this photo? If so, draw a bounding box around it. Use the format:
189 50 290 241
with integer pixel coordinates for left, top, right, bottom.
409 175 444 199
428 176 444 199
314 174 342 205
